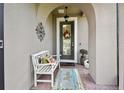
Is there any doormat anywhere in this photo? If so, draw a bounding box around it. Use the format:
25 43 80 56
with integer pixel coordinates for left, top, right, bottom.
53 68 84 90
60 63 75 66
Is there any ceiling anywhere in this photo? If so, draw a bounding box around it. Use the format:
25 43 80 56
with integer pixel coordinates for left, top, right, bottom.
52 5 84 17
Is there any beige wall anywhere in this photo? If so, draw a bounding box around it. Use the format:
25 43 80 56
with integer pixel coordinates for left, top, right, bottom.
83 4 96 81
77 16 88 63
4 3 54 89
118 3 124 89
37 4 60 26
4 4 40 89
94 3 117 85
40 14 53 54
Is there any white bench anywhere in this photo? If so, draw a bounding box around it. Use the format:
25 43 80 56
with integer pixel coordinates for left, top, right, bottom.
31 50 60 87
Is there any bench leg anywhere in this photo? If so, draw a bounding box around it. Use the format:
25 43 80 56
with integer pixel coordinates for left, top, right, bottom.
59 62 60 69
34 73 37 87
51 73 54 87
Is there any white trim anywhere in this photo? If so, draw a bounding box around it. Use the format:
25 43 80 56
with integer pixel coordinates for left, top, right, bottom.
56 17 78 63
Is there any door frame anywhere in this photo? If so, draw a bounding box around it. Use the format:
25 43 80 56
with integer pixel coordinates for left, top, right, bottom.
0 3 4 90
56 17 77 63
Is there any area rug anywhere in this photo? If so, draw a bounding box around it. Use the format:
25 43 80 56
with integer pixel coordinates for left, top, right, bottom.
53 68 84 90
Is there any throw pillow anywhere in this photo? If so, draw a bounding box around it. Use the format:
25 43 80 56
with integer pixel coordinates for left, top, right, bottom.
41 56 50 64
49 56 56 63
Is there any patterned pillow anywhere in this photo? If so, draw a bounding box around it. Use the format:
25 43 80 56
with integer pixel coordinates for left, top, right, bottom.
38 55 56 64
49 56 56 63
41 56 50 64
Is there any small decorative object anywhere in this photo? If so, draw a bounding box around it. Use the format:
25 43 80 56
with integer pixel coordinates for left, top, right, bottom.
80 49 88 66
84 59 89 69
35 22 45 42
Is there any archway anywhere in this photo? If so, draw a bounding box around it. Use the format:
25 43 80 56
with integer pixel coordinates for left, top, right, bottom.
37 3 96 82
37 3 117 86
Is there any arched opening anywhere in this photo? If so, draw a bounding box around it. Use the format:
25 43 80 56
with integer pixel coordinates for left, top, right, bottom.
37 3 96 82
36 3 118 88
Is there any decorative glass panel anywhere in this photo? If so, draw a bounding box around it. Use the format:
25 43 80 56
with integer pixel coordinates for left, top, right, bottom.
63 24 71 55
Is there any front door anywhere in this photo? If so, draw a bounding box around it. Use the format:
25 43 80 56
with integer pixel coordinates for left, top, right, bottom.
60 21 74 60
0 4 4 90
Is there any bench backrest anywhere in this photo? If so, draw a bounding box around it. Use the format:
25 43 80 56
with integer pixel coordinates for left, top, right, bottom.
32 50 49 71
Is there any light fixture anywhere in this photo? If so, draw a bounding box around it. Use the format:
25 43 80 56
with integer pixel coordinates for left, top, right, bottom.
64 6 69 22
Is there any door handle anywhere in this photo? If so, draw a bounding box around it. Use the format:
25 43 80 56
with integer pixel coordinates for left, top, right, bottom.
72 42 74 46
0 40 3 49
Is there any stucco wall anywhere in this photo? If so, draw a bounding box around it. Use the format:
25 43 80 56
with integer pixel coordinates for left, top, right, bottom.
83 4 96 82
94 3 117 85
118 3 124 89
4 4 41 89
37 4 60 26
77 16 88 63
40 14 53 54
4 3 54 89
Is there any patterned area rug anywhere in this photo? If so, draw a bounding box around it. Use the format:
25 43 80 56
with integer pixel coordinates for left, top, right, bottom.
53 68 84 90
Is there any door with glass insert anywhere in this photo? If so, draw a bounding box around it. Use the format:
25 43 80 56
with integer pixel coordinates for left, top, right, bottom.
60 21 74 60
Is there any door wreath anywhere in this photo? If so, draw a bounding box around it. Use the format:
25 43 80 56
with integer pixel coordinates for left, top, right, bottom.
63 29 71 39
